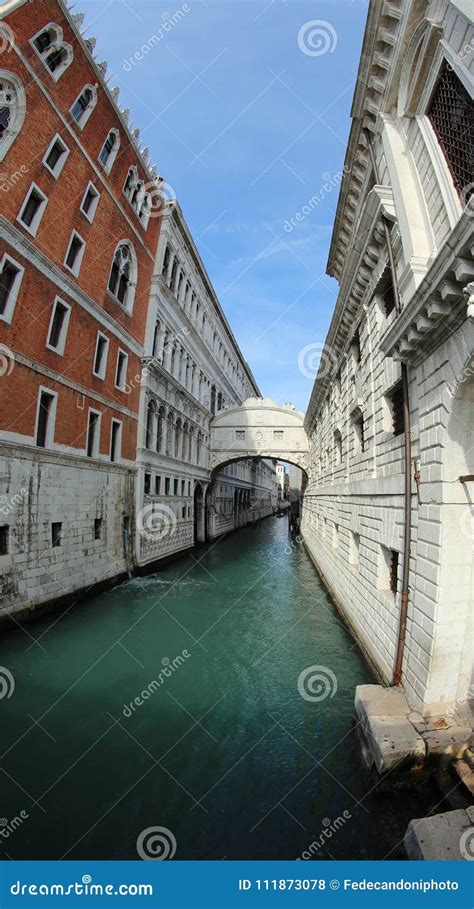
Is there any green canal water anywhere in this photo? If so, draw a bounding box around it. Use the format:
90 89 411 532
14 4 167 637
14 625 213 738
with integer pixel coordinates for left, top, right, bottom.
1 517 437 860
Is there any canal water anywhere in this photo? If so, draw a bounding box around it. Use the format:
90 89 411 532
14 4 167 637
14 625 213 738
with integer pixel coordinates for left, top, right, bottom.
1 517 437 860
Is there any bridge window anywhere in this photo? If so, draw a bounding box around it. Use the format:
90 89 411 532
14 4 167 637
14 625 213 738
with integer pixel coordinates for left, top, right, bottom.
273 430 284 440
235 430 245 440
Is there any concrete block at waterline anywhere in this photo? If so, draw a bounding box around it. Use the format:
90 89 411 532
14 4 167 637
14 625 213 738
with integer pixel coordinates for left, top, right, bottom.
355 683 411 728
361 712 426 773
404 807 474 860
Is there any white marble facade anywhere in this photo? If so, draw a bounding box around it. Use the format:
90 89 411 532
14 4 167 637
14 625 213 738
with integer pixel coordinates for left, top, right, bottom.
301 0 474 715
136 201 278 567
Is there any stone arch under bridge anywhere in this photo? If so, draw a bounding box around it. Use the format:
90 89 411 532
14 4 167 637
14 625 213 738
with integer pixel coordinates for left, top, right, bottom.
209 398 309 475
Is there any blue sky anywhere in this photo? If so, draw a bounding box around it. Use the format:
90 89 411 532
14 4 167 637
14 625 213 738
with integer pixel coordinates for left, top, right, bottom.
80 0 368 411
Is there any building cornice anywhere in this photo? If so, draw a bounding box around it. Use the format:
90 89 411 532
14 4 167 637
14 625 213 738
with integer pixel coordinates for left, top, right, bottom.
56 0 162 185
305 186 395 428
327 0 409 282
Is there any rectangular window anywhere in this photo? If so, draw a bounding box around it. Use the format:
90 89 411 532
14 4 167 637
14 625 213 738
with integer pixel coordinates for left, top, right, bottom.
182 506 186 519
155 476 161 495
351 330 361 368
144 472 151 495
80 181 100 223
43 134 69 178
51 522 62 548
36 389 56 448
165 477 170 495
0 525 9 556
390 550 399 594
64 231 86 276
173 478 178 495
181 480 185 495
46 297 71 355
0 255 24 323
378 269 396 317
86 409 100 458
114 350 128 391
352 410 365 455
93 333 109 380
18 183 48 236
378 545 399 595
94 518 102 540
389 382 405 436
110 420 122 463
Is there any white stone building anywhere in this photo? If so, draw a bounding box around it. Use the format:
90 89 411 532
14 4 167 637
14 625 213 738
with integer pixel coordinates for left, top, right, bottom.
301 0 473 716
135 200 277 569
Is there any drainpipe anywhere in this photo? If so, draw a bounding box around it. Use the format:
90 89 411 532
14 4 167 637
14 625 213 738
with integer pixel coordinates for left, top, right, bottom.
363 129 412 688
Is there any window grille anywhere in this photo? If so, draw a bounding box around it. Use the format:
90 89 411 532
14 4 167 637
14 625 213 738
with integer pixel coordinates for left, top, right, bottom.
428 65 474 200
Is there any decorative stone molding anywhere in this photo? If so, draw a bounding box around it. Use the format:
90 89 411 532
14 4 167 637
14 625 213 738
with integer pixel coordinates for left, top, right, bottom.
380 213 474 363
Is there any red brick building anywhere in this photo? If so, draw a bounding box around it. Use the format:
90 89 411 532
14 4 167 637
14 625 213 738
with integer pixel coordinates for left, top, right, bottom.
0 0 163 616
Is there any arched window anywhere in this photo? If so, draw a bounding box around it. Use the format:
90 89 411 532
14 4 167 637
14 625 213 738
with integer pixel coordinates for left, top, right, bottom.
174 418 182 458
196 431 202 465
123 166 137 199
157 406 165 453
131 180 143 209
145 400 156 449
167 411 174 456
31 24 73 81
98 129 120 173
169 257 178 291
188 426 194 462
170 343 176 376
182 422 189 461
108 241 137 309
70 85 97 129
139 194 151 228
152 320 162 359
0 72 26 163
162 245 170 276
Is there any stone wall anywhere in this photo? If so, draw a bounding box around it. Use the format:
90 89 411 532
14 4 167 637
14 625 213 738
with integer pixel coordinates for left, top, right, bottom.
0 444 133 617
